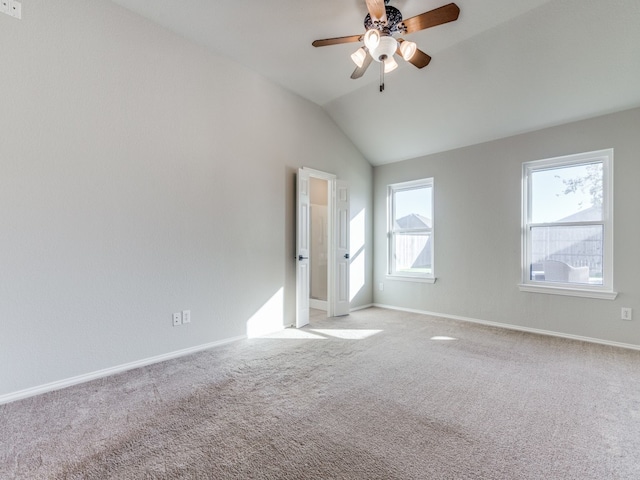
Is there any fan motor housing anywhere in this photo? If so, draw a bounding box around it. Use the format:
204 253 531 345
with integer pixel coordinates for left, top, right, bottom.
364 6 407 35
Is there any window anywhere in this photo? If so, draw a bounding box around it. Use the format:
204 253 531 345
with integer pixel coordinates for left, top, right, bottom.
388 178 434 281
520 149 615 299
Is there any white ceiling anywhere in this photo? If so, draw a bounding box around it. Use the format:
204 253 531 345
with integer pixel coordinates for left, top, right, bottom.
109 0 640 165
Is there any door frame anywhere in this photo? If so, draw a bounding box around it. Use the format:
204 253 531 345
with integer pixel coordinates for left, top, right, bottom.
296 168 339 325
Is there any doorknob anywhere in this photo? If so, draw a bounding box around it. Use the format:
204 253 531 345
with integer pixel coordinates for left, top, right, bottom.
298 255 309 261
344 253 350 259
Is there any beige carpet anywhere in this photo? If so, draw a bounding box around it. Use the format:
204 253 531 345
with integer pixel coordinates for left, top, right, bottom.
2 307 640 479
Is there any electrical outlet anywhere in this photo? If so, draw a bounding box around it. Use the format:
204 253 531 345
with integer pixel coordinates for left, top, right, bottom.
172 312 182 326
1 0 21 18
9 0 21 19
182 310 191 324
621 308 633 321
379 282 384 291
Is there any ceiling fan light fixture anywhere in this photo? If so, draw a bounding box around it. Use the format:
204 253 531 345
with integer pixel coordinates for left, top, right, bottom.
350 47 367 68
399 40 417 61
384 56 398 73
311 2 462 92
370 35 398 63
363 29 381 50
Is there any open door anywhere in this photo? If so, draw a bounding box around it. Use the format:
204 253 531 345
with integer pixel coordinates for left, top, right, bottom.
333 180 350 316
296 168 350 325
296 169 311 328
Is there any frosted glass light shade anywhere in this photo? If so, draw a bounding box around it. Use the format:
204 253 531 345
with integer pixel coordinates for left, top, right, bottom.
370 35 398 62
363 29 380 50
384 56 398 73
399 40 417 61
350 47 367 68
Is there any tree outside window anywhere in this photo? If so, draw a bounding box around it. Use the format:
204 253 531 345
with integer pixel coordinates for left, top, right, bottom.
522 149 613 295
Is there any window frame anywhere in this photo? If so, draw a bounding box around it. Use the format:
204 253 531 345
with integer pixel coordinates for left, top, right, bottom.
387 178 435 283
519 149 616 299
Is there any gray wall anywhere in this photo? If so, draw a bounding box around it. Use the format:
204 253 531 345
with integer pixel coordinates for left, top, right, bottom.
0 0 372 397
373 107 640 346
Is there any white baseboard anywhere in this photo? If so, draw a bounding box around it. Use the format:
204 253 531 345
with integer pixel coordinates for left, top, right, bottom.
0 335 246 405
7 304 636 405
350 303 374 312
309 298 327 311
373 303 640 351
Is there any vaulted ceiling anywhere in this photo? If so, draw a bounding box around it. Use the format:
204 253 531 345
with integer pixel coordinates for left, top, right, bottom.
109 0 640 165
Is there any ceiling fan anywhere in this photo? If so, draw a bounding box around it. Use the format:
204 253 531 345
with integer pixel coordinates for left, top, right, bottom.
312 0 460 91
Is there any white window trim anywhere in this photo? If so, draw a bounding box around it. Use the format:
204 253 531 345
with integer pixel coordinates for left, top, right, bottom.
385 275 437 284
387 178 435 282
519 149 617 300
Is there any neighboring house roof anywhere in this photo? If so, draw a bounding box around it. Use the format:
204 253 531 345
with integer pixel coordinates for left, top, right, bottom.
396 214 432 229
558 205 601 222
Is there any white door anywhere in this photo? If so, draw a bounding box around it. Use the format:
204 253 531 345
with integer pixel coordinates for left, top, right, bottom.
333 180 350 316
296 168 311 328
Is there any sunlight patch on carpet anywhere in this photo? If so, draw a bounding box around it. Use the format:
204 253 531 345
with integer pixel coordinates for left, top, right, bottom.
259 329 327 340
310 329 382 340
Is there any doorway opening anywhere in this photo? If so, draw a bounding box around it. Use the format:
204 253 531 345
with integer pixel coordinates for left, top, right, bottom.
309 177 329 312
296 168 350 328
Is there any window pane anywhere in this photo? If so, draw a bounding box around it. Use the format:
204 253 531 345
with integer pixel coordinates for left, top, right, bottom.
394 232 432 274
394 187 432 230
531 162 603 223
529 225 603 285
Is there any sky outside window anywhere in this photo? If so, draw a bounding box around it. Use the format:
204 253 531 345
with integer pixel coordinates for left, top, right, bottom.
395 187 431 220
531 163 602 223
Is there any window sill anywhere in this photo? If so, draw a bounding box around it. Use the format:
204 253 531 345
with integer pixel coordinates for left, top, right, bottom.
518 283 618 300
387 275 436 284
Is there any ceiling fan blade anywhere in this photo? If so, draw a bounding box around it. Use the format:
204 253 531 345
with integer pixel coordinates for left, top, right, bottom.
351 52 373 79
312 34 363 47
365 0 387 24
402 3 460 34
406 48 432 69
397 40 432 69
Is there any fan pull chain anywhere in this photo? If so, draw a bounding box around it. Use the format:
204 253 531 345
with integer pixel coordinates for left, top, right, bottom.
380 57 385 92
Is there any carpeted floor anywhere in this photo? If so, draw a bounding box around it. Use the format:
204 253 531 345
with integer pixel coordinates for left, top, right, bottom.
2 307 640 479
